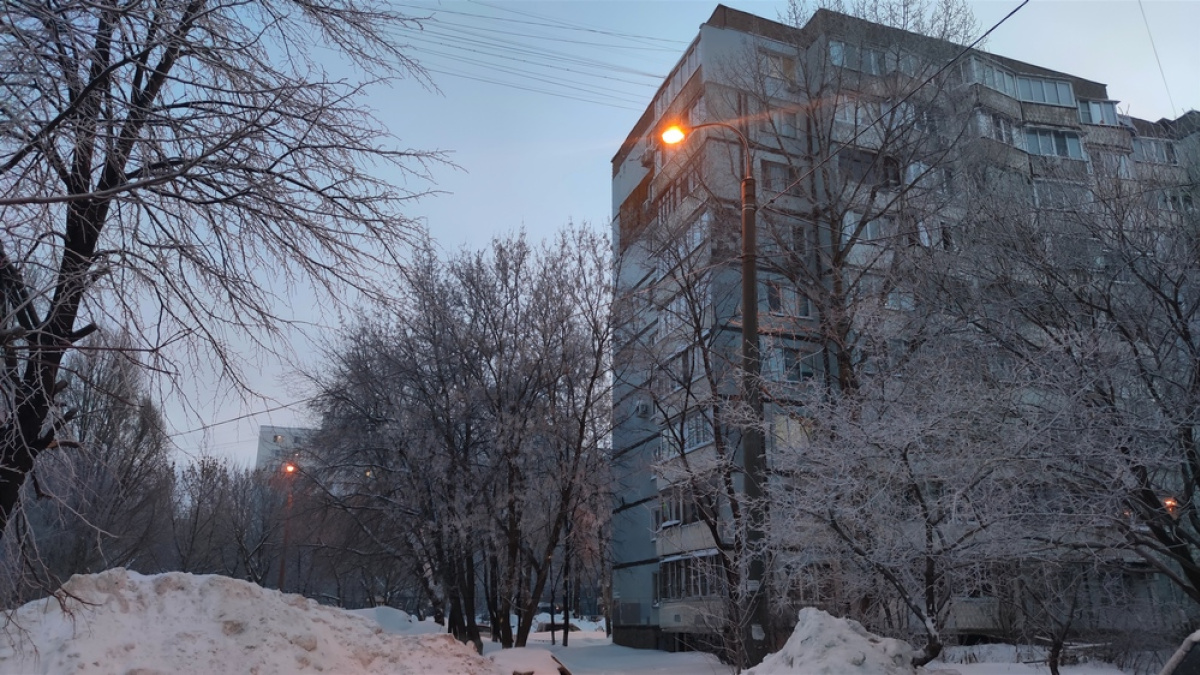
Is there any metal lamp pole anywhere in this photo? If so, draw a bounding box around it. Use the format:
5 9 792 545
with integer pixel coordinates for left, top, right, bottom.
661 123 768 667
278 460 297 591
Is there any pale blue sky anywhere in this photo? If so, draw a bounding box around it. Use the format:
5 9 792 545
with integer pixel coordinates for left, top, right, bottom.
172 0 1200 466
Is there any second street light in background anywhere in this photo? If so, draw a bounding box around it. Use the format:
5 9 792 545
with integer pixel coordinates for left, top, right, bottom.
278 460 298 591
661 122 768 667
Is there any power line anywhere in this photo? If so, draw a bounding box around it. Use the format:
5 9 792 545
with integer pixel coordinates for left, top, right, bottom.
1137 0 1178 117
391 1 677 108
168 396 319 438
768 0 1032 207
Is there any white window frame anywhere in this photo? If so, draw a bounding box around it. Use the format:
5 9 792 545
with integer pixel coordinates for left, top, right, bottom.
1017 76 1075 107
1133 138 1177 164
1025 128 1084 160
763 51 796 84
1078 100 1118 126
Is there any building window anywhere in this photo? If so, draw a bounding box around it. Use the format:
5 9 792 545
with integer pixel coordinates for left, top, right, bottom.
1017 76 1074 107
914 219 954 250
658 551 718 600
762 107 797 138
971 58 1018 98
1151 188 1195 213
660 410 712 459
782 347 816 382
838 148 900 188
1133 138 1176 164
1025 128 1084 159
1095 152 1133 179
1078 100 1118 126
1035 180 1091 211
764 280 809 318
763 51 796 84
655 161 701 224
658 293 690 339
842 211 894 245
762 160 799 195
273 434 284 443
683 411 713 451
981 111 1016 145
829 40 885 75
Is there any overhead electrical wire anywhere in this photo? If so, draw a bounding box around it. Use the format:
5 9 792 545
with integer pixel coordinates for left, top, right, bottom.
766 0 1032 208
391 2 675 110
395 22 667 80
465 0 690 47
394 28 659 95
1136 0 1178 117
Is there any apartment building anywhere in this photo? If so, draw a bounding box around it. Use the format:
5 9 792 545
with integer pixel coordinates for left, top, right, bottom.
255 425 314 470
610 4 1198 653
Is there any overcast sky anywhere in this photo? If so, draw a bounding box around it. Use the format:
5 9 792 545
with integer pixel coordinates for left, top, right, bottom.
172 0 1200 467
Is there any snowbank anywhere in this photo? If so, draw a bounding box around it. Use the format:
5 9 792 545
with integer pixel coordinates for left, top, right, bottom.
0 568 494 675
347 605 444 635
745 608 917 675
490 647 564 675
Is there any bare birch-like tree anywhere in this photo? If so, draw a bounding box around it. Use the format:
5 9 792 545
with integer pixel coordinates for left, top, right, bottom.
0 0 441 539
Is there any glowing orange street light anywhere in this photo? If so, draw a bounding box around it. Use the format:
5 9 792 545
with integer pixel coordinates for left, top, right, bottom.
278 459 298 590
661 125 687 145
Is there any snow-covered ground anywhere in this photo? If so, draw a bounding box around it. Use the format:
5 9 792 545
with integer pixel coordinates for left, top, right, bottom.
0 569 1147 675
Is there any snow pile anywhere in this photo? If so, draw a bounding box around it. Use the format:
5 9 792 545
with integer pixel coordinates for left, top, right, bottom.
745 608 917 675
0 568 493 675
346 605 443 635
490 647 564 675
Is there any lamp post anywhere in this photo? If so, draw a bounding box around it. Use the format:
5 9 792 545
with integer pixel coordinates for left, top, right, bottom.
662 123 768 667
278 459 298 591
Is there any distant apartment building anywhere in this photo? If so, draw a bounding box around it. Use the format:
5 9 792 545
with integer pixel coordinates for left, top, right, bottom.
255 425 314 470
611 4 1198 653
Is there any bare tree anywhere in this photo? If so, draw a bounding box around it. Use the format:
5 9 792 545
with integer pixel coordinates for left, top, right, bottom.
309 226 612 651
946 112 1200 630
0 0 441 539
1 337 172 601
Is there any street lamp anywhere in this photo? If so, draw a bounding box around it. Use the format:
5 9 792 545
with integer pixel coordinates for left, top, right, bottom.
278 459 298 590
661 122 768 665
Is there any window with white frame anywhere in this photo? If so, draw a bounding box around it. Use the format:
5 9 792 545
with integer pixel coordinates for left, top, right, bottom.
764 280 809 317
914 218 954 250
762 160 798 195
1151 188 1195 213
1078 100 1118 126
1094 152 1133 179
1017 76 1074 107
841 211 894 245
782 347 816 382
1133 138 1176 164
658 292 689 338
981 111 1016 145
764 107 797 138
829 40 885 75
764 51 796 84
912 106 940 136
1035 180 1091 211
905 162 952 194
971 58 1018 97
657 550 718 600
658 411 712 462
1025 128 1084 159
833 96 867 129
683 411 713 451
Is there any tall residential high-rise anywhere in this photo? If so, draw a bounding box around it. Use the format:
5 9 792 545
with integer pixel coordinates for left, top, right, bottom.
610 4 1198 655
